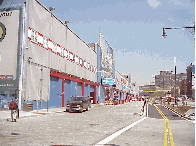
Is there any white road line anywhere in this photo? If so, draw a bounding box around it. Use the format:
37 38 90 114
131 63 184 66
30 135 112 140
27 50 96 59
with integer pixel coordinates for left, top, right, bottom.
94 117 147 146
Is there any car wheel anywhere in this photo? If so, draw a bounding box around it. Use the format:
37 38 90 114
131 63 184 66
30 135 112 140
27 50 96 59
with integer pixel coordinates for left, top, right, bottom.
79 108 83 113
86 106 89 111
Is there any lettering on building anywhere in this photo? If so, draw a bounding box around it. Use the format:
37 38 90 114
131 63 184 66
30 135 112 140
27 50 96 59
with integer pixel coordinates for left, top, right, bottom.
0 11 12 17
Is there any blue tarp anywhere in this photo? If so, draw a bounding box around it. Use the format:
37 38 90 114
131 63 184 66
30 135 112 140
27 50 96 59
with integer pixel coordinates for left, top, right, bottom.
192 65 195 74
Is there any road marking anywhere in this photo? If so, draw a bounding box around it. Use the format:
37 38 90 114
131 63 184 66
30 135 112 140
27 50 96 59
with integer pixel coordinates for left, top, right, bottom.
167 119 174 146
94 117 147 146
164 119 167 146
152 103 174 146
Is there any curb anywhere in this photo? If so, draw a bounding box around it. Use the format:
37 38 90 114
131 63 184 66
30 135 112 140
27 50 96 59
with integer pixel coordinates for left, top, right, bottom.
162 105 195 123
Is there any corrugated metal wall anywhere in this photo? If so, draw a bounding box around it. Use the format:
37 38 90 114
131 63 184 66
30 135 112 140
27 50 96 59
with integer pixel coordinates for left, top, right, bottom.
25 63 50 101
25 0 97 101
64 79 71 106
49 76 62 108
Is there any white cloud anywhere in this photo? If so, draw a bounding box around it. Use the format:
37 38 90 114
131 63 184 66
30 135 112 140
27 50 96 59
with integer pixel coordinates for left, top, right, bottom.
169 0 190 7
168 17 175 22
147 0 161 8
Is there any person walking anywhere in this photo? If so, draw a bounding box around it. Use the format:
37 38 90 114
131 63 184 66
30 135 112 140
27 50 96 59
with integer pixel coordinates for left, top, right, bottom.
9 98 18 122
142 99 147 113
143 99 146 107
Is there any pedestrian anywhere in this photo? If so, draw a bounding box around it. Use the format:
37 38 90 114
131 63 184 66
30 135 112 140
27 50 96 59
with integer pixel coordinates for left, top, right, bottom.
9 99 18 122
143 99 146 107
141 99 146 114
139 106 144 116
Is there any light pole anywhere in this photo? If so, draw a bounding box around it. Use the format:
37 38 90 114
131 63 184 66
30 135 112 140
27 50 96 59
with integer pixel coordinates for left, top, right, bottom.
47 7 55 112
162 23 195 103
170 71 173 97
162 23 195 40
174 65 177 105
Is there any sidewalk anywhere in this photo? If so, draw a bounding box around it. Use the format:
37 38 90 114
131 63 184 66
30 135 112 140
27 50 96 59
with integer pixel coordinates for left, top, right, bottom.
0 104 100 122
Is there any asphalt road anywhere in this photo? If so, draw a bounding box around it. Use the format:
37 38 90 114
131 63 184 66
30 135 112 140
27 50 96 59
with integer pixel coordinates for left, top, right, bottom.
0 102 194 146
108 104 195 146
157 104 195 146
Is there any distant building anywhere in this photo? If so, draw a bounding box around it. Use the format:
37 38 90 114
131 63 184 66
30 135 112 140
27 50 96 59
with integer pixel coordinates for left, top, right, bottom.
155 70 186 88
138 85 156 97
154 70 187 97
114 71 131 102
186 62 195 99
155 70 172 88
150 82 155 85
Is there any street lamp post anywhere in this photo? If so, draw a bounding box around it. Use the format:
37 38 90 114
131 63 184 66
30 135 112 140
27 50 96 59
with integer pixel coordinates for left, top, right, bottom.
170 71 173 97
162 23 195 104
174 65 177 105
162 23 195 40
47 7 55 112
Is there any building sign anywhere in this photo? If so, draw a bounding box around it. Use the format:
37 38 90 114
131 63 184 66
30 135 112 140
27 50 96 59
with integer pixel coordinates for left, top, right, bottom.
121 78 126 84
0 78 18 94
102 78 116 85
28 26 97 74
0 22 6 42
0 10 20 94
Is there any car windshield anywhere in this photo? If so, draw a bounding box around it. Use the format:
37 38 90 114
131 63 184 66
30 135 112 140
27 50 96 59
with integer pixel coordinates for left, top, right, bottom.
69 97 83 101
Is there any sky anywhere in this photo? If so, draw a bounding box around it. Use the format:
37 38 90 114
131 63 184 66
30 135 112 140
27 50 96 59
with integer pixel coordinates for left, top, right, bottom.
1 0 195 87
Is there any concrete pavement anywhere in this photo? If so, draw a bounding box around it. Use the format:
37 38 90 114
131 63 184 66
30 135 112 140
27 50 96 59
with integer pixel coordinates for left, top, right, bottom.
0 101 145 145
0 103 102 122
0 101 194 145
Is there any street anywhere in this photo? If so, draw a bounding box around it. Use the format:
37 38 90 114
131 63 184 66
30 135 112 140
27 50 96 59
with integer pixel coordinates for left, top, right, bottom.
0 101 195 146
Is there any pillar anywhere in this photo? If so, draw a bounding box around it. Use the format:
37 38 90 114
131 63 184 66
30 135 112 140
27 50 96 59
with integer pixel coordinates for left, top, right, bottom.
62 78 64 107
82 82 84 96
94 86 96 104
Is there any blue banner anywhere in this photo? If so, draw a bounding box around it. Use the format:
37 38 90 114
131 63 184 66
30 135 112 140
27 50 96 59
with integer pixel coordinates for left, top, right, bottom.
101 78 116 86
192 65 195 74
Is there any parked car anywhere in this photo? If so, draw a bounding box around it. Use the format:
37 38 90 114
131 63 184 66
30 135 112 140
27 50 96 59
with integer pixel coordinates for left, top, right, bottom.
66 96 91 112
179 95 188 100
177 97 183 101
152 100 158 104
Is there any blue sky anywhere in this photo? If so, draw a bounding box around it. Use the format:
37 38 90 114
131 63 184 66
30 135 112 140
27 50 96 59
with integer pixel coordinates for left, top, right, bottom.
1 0 195 86
40 0 195 85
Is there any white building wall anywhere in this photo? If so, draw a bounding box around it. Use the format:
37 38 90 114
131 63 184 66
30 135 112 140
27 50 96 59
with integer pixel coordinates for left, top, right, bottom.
27 0 97 82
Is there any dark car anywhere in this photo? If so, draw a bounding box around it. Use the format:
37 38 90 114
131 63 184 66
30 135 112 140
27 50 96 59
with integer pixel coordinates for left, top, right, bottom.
66 96 91 113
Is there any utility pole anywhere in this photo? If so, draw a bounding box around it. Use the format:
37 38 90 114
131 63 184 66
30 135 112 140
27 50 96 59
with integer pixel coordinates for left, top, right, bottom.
175 66 177 105
162 23 195 40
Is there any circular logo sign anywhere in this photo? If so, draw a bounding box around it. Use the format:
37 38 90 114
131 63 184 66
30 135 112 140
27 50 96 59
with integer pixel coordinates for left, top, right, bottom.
0 22 6 42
